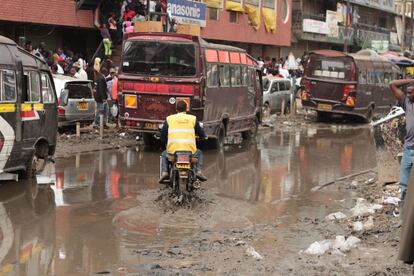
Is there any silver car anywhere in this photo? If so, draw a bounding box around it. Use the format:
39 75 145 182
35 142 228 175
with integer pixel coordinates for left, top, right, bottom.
53 75 96 128
262 77 292 117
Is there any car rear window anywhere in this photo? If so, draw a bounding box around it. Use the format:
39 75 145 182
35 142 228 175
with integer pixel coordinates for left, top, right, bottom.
66 83 92 99
307 55 354 80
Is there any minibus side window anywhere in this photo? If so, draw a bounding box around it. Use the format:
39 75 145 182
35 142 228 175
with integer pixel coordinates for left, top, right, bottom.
219 65 230 87
29 71 41 102
230 65 237 87
41 73 54 103
242 66 248 87
235 66 242 87
1 70 17 102
206 64 219 88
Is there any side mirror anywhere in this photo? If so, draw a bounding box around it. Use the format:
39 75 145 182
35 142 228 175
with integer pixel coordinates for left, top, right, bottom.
60 89 69 106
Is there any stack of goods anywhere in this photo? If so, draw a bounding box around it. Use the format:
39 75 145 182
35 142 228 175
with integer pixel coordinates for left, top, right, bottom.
373 115 406 159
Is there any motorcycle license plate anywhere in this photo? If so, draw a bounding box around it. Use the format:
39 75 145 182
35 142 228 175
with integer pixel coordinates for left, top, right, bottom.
177 155 190 163
177 164 190 169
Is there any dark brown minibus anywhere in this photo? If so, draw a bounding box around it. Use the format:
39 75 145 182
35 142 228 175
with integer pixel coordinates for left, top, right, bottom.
118 32 263 148
301 50 400 122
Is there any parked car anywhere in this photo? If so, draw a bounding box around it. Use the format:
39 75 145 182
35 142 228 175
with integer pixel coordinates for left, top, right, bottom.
262 77 292 117
53 75 96 128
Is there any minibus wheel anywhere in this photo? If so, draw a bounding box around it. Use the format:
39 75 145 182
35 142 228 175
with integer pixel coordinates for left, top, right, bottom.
242 117 259 140
363 107 374 123
210 123 225 150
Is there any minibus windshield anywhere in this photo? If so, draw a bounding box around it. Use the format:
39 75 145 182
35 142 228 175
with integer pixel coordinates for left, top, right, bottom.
122 40 196 76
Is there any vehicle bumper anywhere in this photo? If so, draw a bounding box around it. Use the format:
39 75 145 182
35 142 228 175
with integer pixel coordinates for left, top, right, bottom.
301 99 363 117
58 116 95 127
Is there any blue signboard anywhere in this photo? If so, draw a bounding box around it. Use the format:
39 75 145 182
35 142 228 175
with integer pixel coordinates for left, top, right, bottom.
167 0 207 27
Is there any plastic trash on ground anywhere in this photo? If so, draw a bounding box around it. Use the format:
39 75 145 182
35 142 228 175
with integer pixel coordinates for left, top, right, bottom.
383 196 401 206
302 235 361 255
303 240 333 256
325 212 347 221
245 246 263 260
352 221 364 231
351 198 383 217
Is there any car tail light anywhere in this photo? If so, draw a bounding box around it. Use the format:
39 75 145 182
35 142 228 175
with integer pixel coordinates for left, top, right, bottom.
301 79 311 101
125 120 137 127
58 106 65 115
194 85 200 96
343 84 356 107
124 94 137 108
0 137 3 152
118 80 123 92
350 63 356 81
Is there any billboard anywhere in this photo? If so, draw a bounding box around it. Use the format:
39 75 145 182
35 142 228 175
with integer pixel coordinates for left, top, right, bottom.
167 0 207 27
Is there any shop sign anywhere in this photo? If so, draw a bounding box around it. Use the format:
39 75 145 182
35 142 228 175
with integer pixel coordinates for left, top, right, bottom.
371 40 389 52
303 19 329 35
167 0 206 27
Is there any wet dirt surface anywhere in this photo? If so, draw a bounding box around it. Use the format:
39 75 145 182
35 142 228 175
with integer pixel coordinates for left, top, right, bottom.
0 117 412 275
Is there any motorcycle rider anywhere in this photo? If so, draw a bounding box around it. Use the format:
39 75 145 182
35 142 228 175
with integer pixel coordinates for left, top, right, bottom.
159 100 208 183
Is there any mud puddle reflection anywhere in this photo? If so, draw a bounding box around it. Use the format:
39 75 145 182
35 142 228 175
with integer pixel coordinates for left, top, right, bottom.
0 126 377 275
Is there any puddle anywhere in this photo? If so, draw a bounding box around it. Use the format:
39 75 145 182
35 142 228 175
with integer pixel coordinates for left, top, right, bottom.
0 126 377 275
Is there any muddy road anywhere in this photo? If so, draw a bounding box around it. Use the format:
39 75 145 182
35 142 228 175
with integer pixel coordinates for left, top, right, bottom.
0 123 410 275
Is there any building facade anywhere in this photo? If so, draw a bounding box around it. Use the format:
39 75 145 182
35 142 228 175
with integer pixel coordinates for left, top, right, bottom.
201 0 293 58
291 0 403 56
0 0 99 58
0 0 291 61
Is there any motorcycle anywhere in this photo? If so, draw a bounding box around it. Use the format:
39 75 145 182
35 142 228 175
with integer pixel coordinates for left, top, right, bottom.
160 151 201 200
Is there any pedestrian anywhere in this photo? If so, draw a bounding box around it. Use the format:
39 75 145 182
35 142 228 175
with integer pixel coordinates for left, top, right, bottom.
72 61 88 80
108 13 118 43
110 68 119 127
93 58 109 129
52 54 64 75
390 79 414 202
100 24 112 58
399 169 414 266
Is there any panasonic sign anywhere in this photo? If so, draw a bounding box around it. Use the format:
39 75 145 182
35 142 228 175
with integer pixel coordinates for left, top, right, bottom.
167 0 206 27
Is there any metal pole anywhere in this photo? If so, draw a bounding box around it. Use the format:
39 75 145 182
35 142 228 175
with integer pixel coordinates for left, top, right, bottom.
411 0 414 50
76 122 80 138
403 0 407 50
99 114 104 139
344 0 351 52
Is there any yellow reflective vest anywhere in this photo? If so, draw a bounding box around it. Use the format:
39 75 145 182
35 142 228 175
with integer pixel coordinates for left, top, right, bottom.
166 112 197 154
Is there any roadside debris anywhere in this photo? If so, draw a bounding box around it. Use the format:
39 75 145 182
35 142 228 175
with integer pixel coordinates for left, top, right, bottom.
245 246 264 260
301 235 361 256
383 196 401 206
351 198 382 217
325 212 347 221
311 169 375 192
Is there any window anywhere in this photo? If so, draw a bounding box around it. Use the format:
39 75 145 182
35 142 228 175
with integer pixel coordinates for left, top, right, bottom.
230 65 236 86
242 66 248 86
207 64 219 87
279 82 286 91
271 82 278 92
281 0 289 23
285 81 291 90
229 11 239 23
384 72 392 85
41 73 55 104
29 71 41 102
245 0 259 6
263 0 275 8
122 41 196 76
209 8 219 21
1 70 16 102
219 65 230 87
359 70 367 84
235 66 242 86
248 68 255 89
